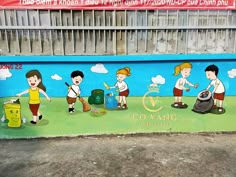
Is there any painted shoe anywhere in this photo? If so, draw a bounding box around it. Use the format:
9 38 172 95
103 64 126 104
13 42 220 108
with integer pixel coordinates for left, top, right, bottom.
212 105 217 109
174 103 179 107
117 103 121 108
68 108 75 113
39 115 43 120
30 120 37 124
122 104 127 109
174 102 179 107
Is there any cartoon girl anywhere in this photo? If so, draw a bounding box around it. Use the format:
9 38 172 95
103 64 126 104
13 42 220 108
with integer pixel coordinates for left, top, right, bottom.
109 67 131 109
172 62 198 108
16 70 51 124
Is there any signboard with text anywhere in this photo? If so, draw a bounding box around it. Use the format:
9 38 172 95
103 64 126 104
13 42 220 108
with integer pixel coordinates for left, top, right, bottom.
0 0 235 10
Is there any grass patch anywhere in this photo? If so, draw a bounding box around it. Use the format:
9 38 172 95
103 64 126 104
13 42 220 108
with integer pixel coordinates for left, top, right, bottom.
0 96 236 139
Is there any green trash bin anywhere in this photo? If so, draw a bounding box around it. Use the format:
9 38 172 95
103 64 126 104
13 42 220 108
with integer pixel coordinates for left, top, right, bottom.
88 89 104 105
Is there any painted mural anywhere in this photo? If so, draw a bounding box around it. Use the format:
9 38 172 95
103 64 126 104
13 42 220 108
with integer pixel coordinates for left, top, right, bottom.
0 56 236 138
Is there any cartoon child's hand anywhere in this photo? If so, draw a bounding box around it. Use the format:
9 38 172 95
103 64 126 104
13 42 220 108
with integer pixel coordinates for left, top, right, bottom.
194 83 199 88
16 94 21 97
68 86 72 90
104 82 110 90
47 97 51 102
186 88 190 92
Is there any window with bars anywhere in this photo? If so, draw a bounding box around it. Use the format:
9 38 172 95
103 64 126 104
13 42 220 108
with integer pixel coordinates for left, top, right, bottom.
0 10 235 55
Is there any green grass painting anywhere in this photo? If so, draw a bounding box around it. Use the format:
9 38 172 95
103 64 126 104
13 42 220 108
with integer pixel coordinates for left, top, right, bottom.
0 96 236 139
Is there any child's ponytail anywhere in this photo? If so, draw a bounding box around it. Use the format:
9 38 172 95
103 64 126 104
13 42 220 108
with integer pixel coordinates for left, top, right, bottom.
173 62 192 76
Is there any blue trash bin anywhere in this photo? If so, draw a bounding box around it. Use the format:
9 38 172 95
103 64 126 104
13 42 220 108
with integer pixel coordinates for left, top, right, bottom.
105 94 118 109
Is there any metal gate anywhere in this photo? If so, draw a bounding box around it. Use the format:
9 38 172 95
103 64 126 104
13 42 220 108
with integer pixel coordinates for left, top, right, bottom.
0 10 236 55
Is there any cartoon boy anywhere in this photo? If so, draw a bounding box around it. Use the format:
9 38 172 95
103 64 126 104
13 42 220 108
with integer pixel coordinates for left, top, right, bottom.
66 70 84 113
205 64 225 112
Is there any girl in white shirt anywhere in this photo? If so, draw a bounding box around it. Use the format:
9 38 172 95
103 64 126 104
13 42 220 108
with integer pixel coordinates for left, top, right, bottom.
109 67 131 109
173 62 198 107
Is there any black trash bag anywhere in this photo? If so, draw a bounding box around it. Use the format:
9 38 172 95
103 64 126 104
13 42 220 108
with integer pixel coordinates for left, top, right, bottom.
192 90 214 114
13 99 20 104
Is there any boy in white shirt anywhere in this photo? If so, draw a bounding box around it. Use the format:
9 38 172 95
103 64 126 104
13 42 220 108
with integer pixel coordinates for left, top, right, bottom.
205 65 225 112
67 70 84 113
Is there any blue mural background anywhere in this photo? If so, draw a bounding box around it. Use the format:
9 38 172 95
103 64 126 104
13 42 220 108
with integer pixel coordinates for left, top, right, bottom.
0 56 236 97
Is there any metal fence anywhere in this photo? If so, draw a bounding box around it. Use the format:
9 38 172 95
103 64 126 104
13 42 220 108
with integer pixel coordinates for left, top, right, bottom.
0 10 236 56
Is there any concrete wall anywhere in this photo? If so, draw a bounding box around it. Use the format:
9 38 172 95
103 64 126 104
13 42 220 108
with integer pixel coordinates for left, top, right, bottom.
0 10 236 56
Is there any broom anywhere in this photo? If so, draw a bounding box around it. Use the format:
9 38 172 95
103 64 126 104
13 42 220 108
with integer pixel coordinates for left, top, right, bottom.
65 82 91 112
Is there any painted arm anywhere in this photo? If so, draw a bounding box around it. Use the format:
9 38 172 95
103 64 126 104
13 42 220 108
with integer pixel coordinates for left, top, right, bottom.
186 80 199 88
68 86 72 92
109 83 118 89
39 89 51 101
16 89 29 97
206 83 212 91
212 82 220 94
77 89 81 97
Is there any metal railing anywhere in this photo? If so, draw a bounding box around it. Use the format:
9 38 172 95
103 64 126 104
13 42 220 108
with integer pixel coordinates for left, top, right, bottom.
0 10 236 55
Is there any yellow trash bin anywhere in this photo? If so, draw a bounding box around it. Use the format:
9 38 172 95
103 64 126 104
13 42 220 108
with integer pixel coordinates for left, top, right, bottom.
3 99 21 128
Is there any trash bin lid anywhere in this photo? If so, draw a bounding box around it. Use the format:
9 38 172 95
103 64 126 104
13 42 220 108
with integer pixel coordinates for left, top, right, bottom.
4 103 21 109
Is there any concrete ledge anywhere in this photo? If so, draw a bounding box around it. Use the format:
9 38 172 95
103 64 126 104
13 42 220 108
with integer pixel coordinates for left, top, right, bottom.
1 53 236 63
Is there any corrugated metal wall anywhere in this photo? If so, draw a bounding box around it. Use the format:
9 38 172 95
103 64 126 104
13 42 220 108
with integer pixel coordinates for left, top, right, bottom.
0 10 236 55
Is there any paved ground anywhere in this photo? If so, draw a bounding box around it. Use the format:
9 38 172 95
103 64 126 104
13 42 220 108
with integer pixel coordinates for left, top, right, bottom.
0 133 236 177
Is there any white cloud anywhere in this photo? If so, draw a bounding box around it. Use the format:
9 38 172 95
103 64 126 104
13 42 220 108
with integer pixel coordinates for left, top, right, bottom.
0 69 12 80
51 74 62 80
91 63 108 74
228 69 236 78
151 75 165 85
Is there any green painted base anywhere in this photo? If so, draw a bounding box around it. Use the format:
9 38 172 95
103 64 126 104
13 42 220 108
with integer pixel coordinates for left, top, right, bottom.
0 96 235 139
